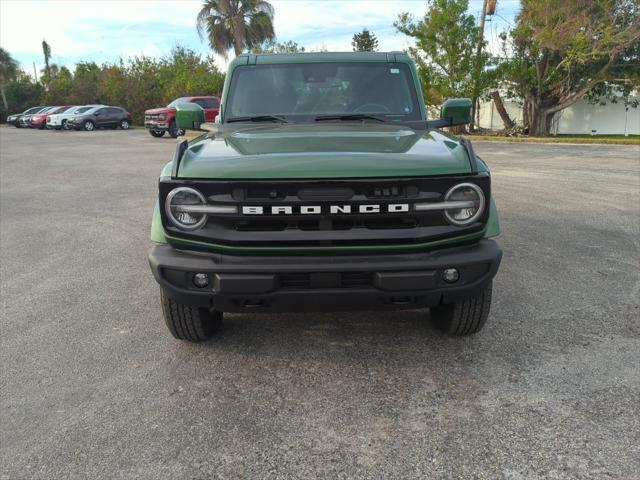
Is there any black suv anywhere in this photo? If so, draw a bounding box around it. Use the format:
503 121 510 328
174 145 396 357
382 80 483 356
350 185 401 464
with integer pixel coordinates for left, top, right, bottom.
67 106 132 131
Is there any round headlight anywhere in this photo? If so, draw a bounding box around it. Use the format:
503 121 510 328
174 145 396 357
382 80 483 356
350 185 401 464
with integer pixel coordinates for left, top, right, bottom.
165 187 208 230
444 183 485 226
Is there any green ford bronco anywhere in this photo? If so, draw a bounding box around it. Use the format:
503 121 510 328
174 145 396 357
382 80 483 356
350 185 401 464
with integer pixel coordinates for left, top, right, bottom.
148 52 502 342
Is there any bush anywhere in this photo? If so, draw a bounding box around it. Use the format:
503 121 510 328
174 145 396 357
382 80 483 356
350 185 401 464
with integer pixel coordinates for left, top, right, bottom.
0 73 45 122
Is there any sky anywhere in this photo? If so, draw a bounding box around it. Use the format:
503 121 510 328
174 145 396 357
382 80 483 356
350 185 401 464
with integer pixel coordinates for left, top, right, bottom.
0 0 520 76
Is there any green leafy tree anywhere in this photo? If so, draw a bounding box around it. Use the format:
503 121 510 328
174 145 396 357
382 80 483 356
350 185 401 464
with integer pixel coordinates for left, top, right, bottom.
69 62 101 104
351 28 379 51
250 39 305 54
43 65 74 103
0 72 44 120
158 47 225 103
395 0 491 110
0 47 19 110
196 0 275 58
497 0 640 135
97 60 129 108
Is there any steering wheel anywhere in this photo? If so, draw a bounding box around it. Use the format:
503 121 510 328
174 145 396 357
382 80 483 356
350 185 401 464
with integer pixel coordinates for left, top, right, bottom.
354 103 391 113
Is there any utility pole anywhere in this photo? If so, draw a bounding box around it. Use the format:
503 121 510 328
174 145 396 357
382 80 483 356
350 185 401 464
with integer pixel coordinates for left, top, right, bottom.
470 0 491 131
33 62 38 82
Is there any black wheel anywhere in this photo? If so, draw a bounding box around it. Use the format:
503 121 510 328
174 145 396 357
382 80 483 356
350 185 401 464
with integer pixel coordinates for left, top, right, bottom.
119 119 130 130
62 120 70 130
168 120 184 138
149 129 165 138
430 282 493 335
83 120 95 131
160 289 222 342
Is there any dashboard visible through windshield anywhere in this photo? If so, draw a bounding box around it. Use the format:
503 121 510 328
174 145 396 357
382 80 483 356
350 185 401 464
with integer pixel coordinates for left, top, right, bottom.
225 62 421 123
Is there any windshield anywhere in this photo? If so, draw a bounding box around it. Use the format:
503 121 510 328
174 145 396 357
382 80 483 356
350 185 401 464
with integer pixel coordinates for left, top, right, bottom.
75 106 93 114
24 107 43 114
225 62 421 122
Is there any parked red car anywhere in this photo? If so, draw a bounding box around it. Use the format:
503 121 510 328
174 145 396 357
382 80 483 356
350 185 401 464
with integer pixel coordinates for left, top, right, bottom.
30 105 73 129
144 96 220 138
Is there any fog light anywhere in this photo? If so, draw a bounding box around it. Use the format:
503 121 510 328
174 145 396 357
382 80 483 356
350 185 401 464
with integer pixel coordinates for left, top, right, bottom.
193 273 209 288
443 268 459 283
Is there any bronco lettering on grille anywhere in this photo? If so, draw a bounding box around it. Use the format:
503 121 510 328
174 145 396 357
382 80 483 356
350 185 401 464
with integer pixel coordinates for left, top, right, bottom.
241 204 410 215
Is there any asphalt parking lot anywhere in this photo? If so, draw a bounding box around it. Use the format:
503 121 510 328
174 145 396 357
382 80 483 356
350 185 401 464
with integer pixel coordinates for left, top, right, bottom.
1 126 639 479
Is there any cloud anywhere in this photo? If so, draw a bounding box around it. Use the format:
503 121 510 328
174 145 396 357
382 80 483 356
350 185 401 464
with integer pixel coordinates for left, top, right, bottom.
269 0 426 50
0 0 203 70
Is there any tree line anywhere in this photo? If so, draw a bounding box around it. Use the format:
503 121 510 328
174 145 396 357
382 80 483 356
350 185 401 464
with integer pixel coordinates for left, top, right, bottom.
1 0 638 135
0 47 224 125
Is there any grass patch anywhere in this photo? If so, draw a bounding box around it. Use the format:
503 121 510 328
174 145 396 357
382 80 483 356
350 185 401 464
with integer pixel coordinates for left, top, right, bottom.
469 134 639 145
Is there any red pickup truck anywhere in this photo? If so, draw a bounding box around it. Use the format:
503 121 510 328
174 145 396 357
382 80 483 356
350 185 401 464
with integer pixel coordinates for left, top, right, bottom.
144 96 220 138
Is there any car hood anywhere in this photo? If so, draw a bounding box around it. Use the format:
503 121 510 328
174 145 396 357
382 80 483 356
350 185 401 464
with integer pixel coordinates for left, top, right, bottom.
175 123 479 179
146 107 175 115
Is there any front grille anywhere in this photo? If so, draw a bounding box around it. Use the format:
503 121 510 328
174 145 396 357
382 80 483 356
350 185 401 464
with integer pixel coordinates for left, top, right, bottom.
145 114 163 121
160 176 490 248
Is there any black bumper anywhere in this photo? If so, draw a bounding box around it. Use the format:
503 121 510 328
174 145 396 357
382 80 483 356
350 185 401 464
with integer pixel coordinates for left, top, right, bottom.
149 240 502 313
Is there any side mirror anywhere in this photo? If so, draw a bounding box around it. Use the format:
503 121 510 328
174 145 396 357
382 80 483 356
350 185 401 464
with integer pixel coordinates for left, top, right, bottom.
441 98 472 126
175 102 205 130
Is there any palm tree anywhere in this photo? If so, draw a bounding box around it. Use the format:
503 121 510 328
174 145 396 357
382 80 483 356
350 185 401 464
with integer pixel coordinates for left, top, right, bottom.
197 0 275 58
42 40 51 77
0 47 19 110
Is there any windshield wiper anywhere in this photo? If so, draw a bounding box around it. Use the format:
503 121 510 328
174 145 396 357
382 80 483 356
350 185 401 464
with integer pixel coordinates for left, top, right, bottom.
226 115 288 123
314 113 387 123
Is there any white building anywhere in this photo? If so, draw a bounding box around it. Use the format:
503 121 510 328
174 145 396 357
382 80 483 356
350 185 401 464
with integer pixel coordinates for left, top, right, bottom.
478 93 640 136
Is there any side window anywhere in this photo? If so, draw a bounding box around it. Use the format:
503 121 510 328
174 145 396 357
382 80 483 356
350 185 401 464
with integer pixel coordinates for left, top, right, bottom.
192 99 206 108
95 108 106 115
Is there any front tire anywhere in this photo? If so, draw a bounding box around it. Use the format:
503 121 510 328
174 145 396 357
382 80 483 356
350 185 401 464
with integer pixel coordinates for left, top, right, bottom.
430 282 493 335
83 120 95 131
119 119 130 130
62 119 69 130
168 120 184 138
160 289 222 342
149 129 165 138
